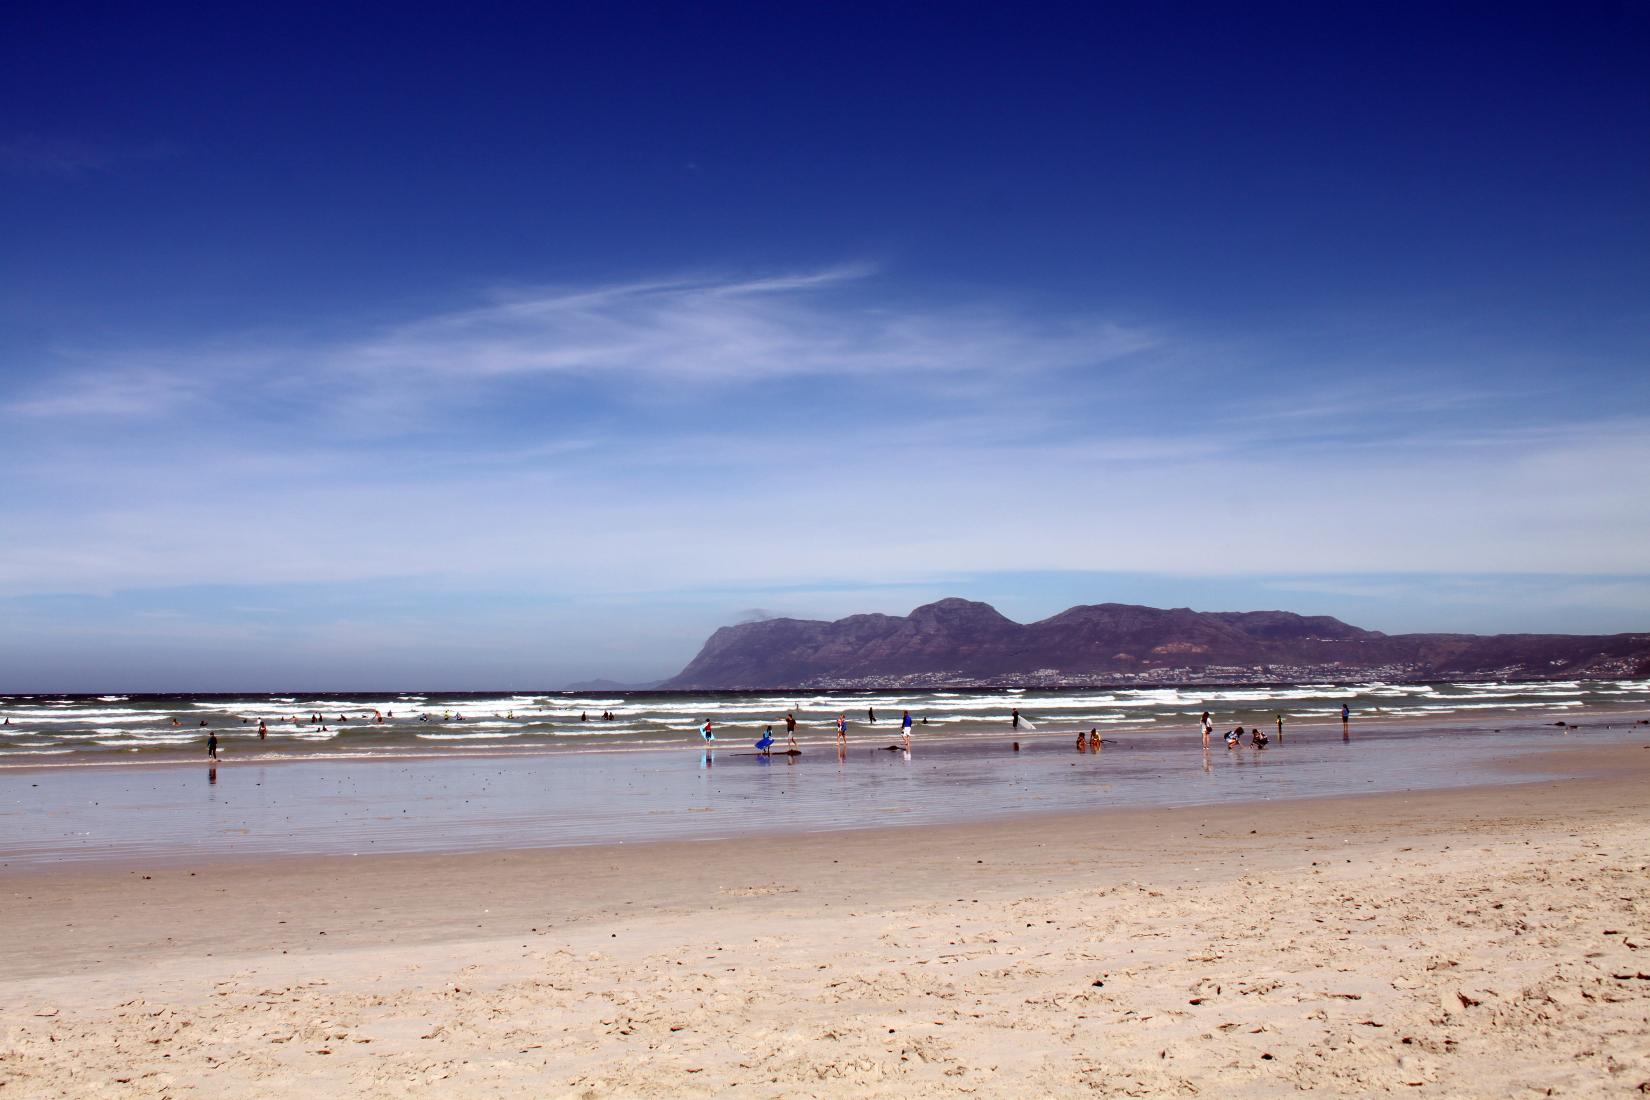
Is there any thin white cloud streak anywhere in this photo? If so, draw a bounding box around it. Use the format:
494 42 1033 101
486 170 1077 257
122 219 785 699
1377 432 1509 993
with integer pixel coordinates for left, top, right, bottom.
332 269 1155 384
5 267 1158 423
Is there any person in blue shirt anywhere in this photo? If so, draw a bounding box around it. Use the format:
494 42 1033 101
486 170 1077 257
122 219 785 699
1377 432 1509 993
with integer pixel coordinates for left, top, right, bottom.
756 726 775 755
901 710 913 750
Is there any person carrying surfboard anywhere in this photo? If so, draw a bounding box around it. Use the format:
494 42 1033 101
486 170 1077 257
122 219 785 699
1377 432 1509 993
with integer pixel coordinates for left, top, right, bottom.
699 719 715 746
756 726 775 755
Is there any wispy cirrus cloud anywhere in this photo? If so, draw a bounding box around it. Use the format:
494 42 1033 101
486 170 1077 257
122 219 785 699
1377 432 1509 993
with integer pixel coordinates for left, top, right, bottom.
4 267 1159 424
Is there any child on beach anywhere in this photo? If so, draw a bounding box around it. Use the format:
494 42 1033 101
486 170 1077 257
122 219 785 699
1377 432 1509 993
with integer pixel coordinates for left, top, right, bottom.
700 720 715 747
756 727 775 755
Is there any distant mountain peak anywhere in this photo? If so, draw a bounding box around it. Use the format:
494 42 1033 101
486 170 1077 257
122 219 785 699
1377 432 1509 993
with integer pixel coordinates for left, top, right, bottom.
658 598 1649 690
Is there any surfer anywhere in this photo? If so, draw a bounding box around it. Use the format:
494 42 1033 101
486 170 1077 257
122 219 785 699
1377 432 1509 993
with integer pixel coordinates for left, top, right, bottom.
699 719 715 747
868 706 877 724
1012 708 1021 729
756 726 775 755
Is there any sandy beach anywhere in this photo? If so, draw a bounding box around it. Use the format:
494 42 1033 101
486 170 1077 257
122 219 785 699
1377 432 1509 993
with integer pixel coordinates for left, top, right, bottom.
3 740 1647 1097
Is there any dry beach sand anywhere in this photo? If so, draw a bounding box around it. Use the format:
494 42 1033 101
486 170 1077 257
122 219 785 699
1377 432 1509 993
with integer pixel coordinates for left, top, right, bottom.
2 743 1648 1097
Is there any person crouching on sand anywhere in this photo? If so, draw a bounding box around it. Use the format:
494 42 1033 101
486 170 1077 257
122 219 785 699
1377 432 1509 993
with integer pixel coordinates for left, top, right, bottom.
1225 726 1242 748
1251 726 1269 747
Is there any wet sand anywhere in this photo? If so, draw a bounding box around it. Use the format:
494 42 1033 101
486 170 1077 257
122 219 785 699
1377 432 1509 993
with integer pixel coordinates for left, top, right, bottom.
2 740 1647 1097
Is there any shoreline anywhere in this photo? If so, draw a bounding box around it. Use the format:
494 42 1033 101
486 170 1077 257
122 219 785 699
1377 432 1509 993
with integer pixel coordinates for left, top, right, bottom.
3 748 1647 1096
2 705 1641 774
5 717 1644 872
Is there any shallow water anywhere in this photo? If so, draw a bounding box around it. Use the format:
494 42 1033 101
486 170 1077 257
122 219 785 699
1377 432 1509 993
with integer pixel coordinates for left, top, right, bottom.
1 715 1642 868
2 679 1645 765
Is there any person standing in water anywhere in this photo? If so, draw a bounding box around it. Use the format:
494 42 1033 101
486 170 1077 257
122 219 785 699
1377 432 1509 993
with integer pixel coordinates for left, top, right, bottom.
699 719 715 747
836 713 848 749
1011 707 1021 729
1340 702 1350 728
1275 713 1284 742
206 730 219 760
785 712 797 740
901 710 913 751
1200 711 1213 749
868 706 877 724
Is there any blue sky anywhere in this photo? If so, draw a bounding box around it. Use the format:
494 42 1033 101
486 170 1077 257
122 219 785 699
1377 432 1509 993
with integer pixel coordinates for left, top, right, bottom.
2 3 1647 690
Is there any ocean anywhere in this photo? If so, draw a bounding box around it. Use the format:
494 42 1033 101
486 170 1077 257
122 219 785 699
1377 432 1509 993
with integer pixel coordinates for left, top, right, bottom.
2 679 1646 867
3 678 1646 765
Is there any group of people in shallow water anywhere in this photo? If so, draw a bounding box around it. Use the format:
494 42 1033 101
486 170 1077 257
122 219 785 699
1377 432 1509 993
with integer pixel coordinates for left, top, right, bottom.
700 708 924 756
1201 709 1285 749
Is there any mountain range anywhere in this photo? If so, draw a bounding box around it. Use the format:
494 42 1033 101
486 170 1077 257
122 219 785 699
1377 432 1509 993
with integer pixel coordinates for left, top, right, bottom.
659 599 1650 690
